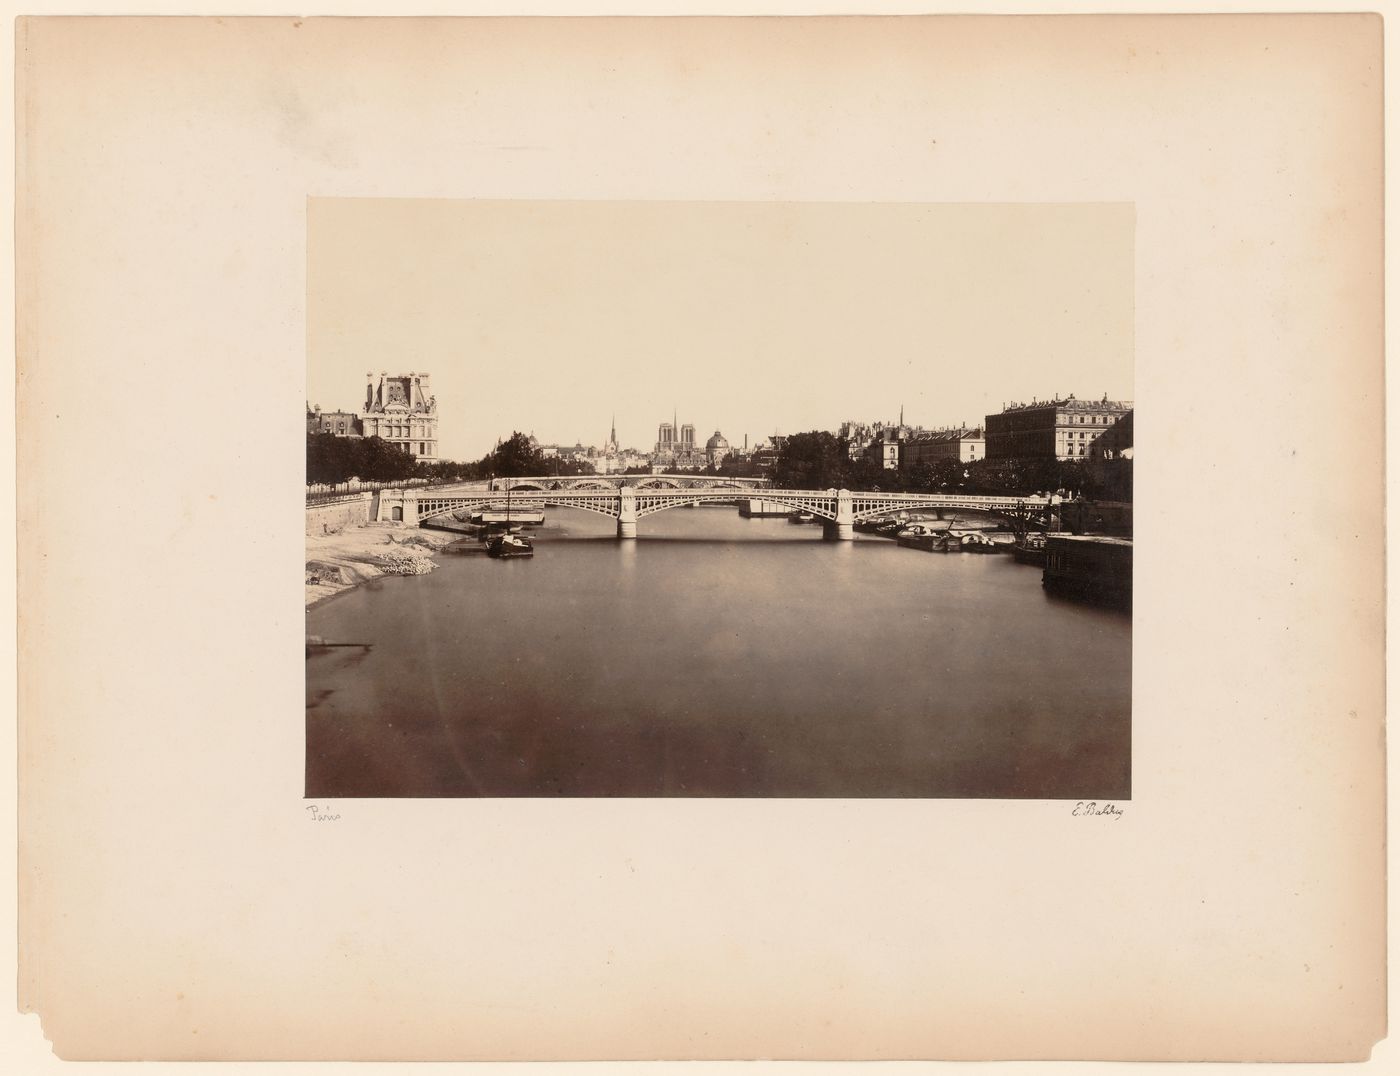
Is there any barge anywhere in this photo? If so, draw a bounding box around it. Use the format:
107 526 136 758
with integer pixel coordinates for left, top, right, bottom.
1042 534 1132 608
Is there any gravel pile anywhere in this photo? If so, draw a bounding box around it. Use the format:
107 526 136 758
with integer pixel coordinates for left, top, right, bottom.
379 550 436 576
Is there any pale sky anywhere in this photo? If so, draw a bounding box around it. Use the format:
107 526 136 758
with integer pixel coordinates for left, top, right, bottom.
308 200 1133 461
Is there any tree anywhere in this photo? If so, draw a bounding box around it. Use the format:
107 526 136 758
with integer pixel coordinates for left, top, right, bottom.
770 431 851 489
306 433 418 485
481 432 545 478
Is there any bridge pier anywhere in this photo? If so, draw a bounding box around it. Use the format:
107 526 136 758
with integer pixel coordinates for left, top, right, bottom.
617 487 638 539
827 489 855 540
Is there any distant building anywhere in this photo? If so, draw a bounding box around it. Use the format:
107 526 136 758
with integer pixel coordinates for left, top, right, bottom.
984 395 1132 461
839 420 876 460
306 406 363 438
652 413 706 470
360 371 440 462
750 436 784 469
866 428 902 470
840 413 925 463
306 370 440 464
1094 410 1134 460
592 416 622 474
705 430 730 468
902 426 985 467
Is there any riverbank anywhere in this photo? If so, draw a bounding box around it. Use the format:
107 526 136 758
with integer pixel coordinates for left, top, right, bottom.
305 522 460 609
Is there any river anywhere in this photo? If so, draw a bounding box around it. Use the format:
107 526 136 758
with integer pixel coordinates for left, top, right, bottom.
306 506 1131 798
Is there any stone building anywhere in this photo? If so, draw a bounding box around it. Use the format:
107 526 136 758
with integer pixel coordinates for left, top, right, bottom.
652 414 706 470
360 371 439 462
705 430 730 468
1094 410 1134 460
984 395 1132 461
306 406 363 438
902 426 985 467
866 428 902 470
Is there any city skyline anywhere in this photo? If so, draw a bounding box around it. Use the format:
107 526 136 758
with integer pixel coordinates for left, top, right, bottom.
309 199 1133 461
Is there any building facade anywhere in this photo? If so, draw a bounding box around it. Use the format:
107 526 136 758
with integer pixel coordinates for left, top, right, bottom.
1094 410 1133 460
866 428 902 470
360 372 439 462
307 407 363 438
652 415 707 470
902 426 985 467
984 395 1132 461
705 431 730 468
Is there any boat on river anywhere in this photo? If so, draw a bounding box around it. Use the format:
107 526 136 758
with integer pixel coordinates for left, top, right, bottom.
1012 534 1048 566
896 523 944 550
486 532 534 558
787 510 817 525
956 532 999 553
472 506 546 525
305 635 373 657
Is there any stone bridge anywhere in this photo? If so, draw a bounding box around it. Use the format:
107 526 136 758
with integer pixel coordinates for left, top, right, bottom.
490 474 770 492
377 486 1057 540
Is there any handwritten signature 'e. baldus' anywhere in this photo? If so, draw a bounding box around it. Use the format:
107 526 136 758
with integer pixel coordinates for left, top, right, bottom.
1071 801 1124 819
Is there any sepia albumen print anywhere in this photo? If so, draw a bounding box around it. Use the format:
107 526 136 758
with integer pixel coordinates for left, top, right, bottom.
305 199 1134 798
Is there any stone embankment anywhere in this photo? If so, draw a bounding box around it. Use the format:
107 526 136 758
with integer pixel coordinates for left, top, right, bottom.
305 522 458 608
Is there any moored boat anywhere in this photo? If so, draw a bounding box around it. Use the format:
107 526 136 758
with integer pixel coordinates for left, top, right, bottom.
1012 534 1048 566
486 533 534 558
472 506 546 525
959 532 999 553
895 522 943 549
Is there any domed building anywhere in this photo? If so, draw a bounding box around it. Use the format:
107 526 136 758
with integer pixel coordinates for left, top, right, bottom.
705 430 730 468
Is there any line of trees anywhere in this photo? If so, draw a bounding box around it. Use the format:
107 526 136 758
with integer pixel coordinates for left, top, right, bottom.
309 428 1131 500
766 431 1132 500
307 433 422 485
307 431 599 486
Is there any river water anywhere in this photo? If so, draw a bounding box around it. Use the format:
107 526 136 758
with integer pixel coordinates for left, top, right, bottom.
306 507 1131 798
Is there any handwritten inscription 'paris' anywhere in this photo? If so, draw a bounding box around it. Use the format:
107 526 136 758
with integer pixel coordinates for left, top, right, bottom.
305 804 341 822
1072 801 1124 820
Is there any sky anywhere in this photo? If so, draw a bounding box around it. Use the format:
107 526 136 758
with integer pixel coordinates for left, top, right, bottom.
308 199 1133 462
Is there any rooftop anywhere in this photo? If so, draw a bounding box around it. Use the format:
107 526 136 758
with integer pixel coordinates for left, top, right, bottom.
998 395 1133 413
906 426 984 443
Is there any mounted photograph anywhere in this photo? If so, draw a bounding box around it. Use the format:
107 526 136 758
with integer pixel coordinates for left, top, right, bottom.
305 199 1134 798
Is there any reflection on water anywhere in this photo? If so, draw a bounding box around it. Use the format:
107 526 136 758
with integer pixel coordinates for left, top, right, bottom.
307 507 1130 798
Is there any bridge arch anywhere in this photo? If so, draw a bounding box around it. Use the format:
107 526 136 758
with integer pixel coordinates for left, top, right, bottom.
849 496 1052 529
414 496 624 524
391 486 1053 536
632 489 839 522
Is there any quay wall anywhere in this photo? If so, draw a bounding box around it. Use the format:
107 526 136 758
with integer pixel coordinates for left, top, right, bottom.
1058 500 1133 537
306 493 373 535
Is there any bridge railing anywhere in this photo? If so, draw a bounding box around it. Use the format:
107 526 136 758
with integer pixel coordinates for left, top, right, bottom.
306 491 375 508
307 477 433 501
489 474 771 491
